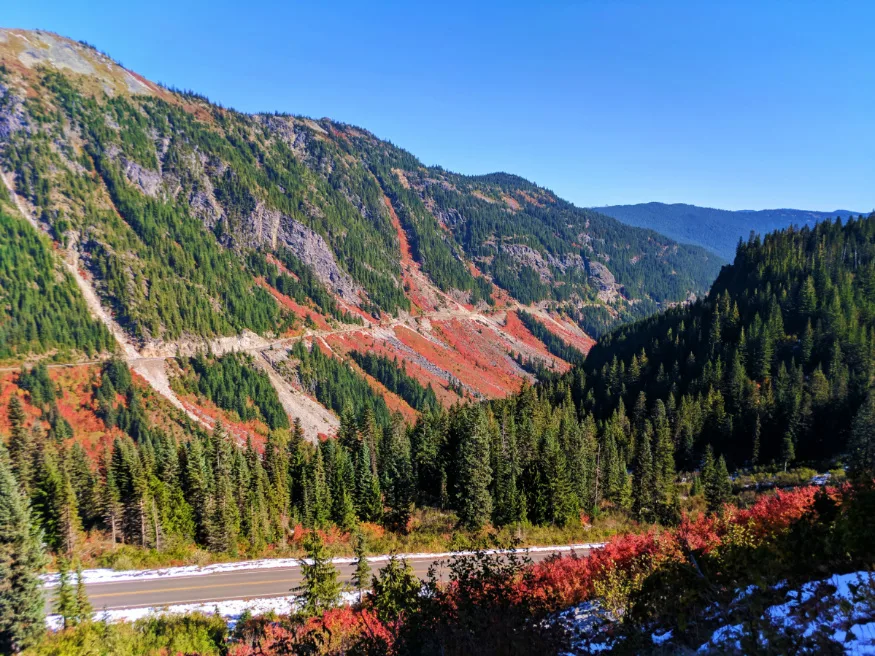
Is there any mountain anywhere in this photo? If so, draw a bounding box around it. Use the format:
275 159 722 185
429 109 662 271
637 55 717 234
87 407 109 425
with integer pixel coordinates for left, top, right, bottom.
573 212 875 473
595 202 864 260
0 28 721 435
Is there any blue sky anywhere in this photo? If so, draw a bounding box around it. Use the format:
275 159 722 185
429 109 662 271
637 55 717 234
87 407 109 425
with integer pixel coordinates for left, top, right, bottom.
6 1 873 211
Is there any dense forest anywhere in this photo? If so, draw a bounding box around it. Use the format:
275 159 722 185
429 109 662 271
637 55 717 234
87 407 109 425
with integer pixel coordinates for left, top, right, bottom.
0 209 113 360
3 217 875 577
573 214 875 472
176 353 289 430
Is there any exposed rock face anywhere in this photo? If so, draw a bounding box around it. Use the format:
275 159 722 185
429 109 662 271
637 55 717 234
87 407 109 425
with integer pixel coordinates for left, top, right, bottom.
586 259 623 301
14 30 96 76
501 244 586 281
0 83 26 141
275 212 363 303
121 157 163 197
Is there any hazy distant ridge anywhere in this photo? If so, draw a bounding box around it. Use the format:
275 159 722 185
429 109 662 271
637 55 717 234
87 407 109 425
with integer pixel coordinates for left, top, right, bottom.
595 202 865 260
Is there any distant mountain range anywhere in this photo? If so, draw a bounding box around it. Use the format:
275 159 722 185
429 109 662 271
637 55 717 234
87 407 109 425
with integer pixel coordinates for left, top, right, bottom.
594 202 867 260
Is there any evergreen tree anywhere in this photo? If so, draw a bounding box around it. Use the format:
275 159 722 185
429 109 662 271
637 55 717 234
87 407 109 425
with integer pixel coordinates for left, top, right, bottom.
54 557 78 629
702 447 731 513
0 444 45 652
384 421 415 532
74 560 92 625
310 445 332 528
355 439 382 523
632 423 656 522
456 409 493 530
295 531 341 616
849 392 875 480
351 531 372 602
371 555 421 628
7 397 32 497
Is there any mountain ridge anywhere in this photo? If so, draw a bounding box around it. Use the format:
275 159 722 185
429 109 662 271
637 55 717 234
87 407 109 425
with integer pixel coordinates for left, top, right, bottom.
595 201 865 260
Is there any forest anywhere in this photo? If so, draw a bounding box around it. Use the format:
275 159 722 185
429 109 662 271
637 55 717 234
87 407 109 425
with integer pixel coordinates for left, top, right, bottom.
3 217 874 574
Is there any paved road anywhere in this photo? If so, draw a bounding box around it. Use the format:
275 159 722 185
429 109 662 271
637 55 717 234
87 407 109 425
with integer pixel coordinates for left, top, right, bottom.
46 548 594 613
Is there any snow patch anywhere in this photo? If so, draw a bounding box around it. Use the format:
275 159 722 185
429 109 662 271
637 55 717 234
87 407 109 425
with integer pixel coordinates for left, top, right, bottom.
42 543 605 587
46 591 361 630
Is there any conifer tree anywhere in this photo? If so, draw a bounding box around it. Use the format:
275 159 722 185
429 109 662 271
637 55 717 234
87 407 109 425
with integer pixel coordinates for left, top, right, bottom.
310 445 332 528
7 397 32 497
384 422 415 532
74 560 92 625
632 423 656 522
0 444 45 652
54 557 78 629
456 409 493 530
295 531 341 615
371 555 421 628
355 440 382 523
351 531 371 602
849 392 875 480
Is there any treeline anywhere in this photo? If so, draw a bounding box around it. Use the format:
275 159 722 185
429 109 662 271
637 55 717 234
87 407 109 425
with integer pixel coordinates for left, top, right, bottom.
0 210 113 359
572 215 875 470
349 351 439 412
517 311 585 365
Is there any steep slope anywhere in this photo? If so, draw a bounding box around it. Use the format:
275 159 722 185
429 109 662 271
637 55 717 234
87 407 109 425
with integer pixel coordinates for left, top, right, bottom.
596 202 863 260
573 213 875 470
0 28 719 433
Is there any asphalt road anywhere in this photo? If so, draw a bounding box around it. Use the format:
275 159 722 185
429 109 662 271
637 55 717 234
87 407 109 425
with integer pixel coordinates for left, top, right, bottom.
46 547 595 613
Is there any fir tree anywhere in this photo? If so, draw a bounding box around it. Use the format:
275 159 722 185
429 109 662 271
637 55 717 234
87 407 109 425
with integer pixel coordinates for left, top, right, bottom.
632 423 656 522
351 531 372 602
456 409 493 530
0 443 46 652
54 557 78 629
74 560 92 625
849 392 875 480
371 555 421 629
295 531 341 615
7 397 32 497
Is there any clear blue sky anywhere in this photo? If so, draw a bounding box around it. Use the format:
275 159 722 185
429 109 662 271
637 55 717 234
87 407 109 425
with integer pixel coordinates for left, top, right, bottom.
7 1 874 211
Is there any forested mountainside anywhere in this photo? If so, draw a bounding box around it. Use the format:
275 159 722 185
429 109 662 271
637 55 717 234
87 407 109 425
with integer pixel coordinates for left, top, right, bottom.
0 29 718 355
596 202 862 260
568 214 875 476
4 215 873 573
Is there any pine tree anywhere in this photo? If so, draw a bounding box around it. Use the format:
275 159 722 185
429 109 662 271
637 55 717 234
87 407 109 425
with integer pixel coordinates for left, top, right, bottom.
632 423 656 522
7 397 33 497
384 422 415 532
371 555 421 628
355 440 382 523
351 531 371 602
456 409 493 530
540 430 577 526
74 560 92 625
54 557 78 629
702 446 732 513
295 531 341 616
0 443 46 652
310 446 332 528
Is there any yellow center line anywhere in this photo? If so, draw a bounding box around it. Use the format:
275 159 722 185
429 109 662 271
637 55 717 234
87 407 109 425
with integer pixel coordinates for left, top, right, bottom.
88 579 302 599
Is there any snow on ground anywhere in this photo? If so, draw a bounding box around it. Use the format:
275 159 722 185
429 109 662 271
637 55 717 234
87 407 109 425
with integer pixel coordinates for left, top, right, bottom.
46 591 362 630
41 543 605 587
699 571 875 655
556 571 875 655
